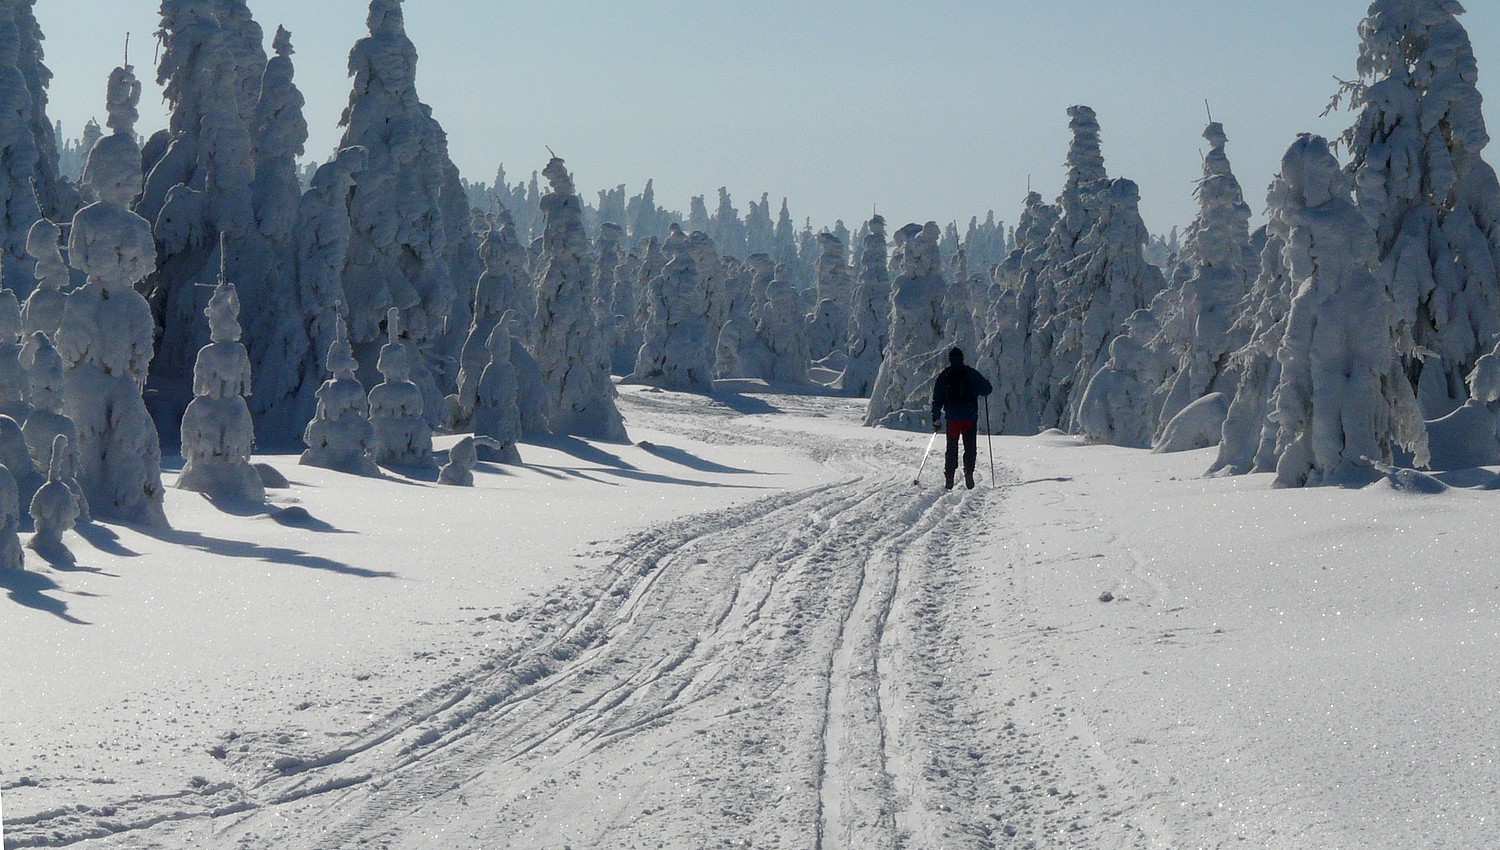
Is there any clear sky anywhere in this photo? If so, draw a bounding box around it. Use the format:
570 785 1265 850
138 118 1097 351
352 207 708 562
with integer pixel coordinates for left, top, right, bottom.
35 1 1500 237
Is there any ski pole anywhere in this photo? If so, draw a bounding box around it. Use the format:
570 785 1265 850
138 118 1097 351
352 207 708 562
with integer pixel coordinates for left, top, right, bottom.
913 430 939 485
984 395 995 487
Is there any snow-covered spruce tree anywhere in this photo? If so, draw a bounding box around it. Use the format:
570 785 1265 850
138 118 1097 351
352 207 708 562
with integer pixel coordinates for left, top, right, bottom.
177 277 263 502
943 251 977 355
0 460 18 568
865 222 949 429
532 157 627 441
757 264 812 385
14 0 77 224
28 433 78 553
291 145 368 433
713 256 755 379
805 231 852 363
632 248 714 393
841 216 891 398
22 331 85 519
437 434 501 486
1054 178 1167 432
214 0 267 124
593 221 624 352
1268 134 1428 488
338 0 474 426
1076 310 1172 448
746 193 774 255
58 63 166 526
142 0 259 435
606 228 644 377
709 188 746 259
687 230 727 336
369 307 436 471
1025 106 1116 429
300 313 378 476
1337 0 1500 417
1153 121 1257 441
773 200 798 273
0 290 28 424
472 315 522 464
21 218 66 339
242 25 314 445
0 0 44 295
454 215 531 428
858 215 893 347
1209 174 1298 477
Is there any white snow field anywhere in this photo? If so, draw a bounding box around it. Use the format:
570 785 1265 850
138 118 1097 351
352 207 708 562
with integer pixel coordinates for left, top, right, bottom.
3 384 1496 849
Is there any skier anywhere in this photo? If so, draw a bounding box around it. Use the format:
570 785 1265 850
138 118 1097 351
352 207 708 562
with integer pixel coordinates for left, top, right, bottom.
931 347 993 490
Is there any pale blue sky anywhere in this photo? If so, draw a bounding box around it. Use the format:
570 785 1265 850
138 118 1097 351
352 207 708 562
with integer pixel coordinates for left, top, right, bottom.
36 1 1500 236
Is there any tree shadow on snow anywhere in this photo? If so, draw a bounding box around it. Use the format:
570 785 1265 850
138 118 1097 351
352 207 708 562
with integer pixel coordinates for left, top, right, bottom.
133 526 394 579
528 434 638 470
74 522 142 558
711 391 781 415
192 495 348 533
635 440 764 475
0 567 91 624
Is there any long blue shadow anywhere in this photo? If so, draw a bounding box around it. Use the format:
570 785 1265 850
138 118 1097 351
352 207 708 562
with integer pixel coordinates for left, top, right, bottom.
0 567 89 624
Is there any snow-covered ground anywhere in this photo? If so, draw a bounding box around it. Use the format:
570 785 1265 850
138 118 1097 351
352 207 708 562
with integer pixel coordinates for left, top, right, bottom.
3 385 1495 849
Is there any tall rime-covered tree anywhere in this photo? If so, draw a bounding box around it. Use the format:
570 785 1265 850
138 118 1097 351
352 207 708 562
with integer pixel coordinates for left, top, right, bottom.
60 64 166 526
14 0 77 223
1337 0 1500 417
338 0 477 424
1268 134 1428 487
533 157 627 441
0 0 45 295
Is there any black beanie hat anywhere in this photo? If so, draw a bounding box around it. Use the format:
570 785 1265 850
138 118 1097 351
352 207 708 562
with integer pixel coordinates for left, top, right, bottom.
949 347 964 363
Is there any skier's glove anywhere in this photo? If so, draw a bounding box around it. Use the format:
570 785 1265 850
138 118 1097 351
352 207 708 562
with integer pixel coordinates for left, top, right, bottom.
932 419 943 432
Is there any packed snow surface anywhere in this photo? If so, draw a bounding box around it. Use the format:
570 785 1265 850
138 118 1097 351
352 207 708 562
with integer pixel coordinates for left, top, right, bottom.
2 385 1495 849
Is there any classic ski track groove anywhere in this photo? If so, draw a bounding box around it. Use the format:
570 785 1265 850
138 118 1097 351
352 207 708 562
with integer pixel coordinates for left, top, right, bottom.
10 397 1044 850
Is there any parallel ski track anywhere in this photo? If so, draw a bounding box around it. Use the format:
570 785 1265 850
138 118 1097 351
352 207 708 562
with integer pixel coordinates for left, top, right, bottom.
10 394 1017 850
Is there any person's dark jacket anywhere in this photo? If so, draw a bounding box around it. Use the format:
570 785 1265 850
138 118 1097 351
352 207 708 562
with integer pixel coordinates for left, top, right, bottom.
931 364 993 423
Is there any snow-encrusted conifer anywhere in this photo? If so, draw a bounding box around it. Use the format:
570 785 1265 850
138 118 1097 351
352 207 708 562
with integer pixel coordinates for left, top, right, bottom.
369 307 435 470
1209 176 1298 477
21 331 84 519
243 25 314 444
1077 310 1172 448
532 157 627 440
21 218 65 339
437 435 501 487
0 289 28 424
300 313 378 476
454 215 530 428
0 0 44 294
28 433 77 553
865 222 949 428
472 315 522 464
1268 134 1428 487
59 63 166 526
1338 0 1500 416
709 188 746 259
805 231 852 362
14 0 76 224
841 216 891 398
291 145 367 431
773 199 798 273
0 459 18 568
177 276 263 501
338 0 473 425
633 248 714 393
143 0 257 424
759 265 812 385
1153 121 1257 439
746 193 774 255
